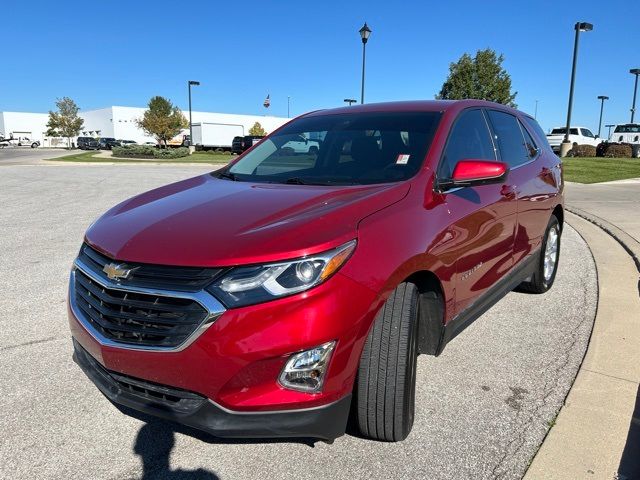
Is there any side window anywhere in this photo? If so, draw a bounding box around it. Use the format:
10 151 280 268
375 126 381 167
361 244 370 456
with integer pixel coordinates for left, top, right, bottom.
486 110 530 168
522 116 551 150
518 121 539 159
581 128 594 138
439 109 495 178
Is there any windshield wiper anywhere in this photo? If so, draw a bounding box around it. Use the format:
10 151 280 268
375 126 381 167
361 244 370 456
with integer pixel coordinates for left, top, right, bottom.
282 177 310 185
217 171 238 181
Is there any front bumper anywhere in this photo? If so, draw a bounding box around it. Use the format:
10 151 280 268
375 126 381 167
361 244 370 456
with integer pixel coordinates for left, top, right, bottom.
73 338 351 440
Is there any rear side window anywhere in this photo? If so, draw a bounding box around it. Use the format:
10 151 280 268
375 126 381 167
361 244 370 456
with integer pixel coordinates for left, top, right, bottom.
522 117 551 150
518 121 539 159
486 110 530 168
439 109 495 178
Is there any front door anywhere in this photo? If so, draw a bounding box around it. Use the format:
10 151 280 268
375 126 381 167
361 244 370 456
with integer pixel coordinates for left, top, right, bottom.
437 108 517 315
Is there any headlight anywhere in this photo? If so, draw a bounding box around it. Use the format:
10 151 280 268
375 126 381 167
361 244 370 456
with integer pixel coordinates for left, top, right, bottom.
207 240 356 308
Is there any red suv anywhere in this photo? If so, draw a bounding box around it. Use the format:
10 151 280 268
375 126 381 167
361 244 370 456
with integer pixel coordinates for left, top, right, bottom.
69 100 563 442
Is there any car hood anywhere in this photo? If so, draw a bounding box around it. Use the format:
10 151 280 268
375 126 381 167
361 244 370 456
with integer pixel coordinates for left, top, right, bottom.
85 174 410 267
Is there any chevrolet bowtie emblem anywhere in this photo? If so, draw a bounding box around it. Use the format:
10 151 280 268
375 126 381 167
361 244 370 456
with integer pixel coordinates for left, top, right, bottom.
103 263 137 281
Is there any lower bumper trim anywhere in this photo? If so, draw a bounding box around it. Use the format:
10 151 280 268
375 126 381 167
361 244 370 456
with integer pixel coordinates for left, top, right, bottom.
72 339 351 441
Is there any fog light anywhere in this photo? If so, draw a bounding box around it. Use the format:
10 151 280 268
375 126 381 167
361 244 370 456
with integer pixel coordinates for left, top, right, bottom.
279 341 336 393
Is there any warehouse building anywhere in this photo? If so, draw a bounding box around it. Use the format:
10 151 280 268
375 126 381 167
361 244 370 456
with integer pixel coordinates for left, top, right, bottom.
0 107 290 147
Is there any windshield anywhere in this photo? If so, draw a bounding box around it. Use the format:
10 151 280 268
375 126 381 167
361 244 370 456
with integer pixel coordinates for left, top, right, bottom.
224 112 441 185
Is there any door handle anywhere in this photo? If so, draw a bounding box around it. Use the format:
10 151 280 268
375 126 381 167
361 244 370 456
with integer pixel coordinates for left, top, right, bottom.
500 185 516 199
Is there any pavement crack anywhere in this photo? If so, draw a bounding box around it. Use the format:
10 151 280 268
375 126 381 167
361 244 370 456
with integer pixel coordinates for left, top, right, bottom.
0 336 61 352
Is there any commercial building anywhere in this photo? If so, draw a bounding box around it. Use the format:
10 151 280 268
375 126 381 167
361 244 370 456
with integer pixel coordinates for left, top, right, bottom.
0 107 290 147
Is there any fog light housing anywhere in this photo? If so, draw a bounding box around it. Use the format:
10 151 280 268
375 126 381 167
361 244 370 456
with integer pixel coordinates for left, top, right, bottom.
278 341 336 393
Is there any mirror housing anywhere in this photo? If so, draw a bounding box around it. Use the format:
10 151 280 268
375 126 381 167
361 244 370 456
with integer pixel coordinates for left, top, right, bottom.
438 160 508 191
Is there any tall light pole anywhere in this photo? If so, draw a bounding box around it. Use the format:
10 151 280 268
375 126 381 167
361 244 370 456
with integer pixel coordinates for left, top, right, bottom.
534 100 539 119
630 68 640 123
596 95 609 137
287 96 291 118
561 21 593 157
344 98 357 106
188 80 200 149
359 23 372 104
605 124 615 138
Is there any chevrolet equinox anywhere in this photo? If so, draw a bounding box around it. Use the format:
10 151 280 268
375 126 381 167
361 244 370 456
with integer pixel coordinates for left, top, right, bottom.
69 100 563 442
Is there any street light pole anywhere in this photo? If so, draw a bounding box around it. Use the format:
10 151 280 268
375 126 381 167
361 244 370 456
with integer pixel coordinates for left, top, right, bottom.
287 96 291 118
561 22 593 157
188 80 200 150
344 98 357 106
534 100 539 119
630 69 640 123
597 95 609 137
359 23 371 104
605 124 615 138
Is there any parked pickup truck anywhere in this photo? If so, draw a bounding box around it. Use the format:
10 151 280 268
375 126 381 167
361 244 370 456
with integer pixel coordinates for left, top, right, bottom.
609 124 640 144
546 126 601 153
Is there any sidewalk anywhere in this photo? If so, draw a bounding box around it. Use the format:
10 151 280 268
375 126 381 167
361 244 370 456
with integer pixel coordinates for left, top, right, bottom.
525 213 640 479
566 180 640 245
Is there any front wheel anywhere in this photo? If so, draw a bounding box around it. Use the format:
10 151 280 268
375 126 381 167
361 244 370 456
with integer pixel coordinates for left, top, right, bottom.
355 282 419 442
31 143 38 148
518 215 561 294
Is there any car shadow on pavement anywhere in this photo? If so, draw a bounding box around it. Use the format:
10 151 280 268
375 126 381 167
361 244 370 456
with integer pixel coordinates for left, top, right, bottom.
618 383 640 479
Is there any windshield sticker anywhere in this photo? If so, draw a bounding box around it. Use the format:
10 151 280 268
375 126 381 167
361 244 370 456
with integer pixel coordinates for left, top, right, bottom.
396 154 410 165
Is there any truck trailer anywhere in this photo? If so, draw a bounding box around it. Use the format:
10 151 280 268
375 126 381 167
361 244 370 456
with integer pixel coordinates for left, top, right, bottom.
191 122 245 151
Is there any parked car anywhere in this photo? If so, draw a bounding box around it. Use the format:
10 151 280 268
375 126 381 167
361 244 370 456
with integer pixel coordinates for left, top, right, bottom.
609 124 640 144
69 100 563 443
77 137 100 150
231 135 264 154
546 126 601 153
2 135 40 148
118 140 137 146
281 134 320 154
98 137 121 150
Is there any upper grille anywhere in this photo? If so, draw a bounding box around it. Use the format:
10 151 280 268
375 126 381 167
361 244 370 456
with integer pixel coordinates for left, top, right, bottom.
73 268 210 348
78 243 224 292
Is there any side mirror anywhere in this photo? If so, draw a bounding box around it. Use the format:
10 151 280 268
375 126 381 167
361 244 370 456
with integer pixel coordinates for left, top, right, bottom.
438 160 508 191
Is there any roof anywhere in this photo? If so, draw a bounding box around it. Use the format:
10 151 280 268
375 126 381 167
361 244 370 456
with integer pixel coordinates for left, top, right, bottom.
304 99 521 117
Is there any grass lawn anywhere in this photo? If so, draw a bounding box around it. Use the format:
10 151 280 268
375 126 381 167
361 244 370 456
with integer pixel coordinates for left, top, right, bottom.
562 157 640 184
46 151 233 165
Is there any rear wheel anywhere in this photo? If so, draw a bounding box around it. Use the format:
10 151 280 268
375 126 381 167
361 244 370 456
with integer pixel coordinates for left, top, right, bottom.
518 215 561 294
355 282 419 442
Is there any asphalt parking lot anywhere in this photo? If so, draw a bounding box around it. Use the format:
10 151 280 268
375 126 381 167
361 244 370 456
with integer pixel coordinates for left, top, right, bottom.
0 164 597 480
0 147 79 165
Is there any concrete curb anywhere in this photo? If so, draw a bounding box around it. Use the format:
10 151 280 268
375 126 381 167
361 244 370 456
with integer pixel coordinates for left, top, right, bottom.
566 205 640 272
524 212 640 479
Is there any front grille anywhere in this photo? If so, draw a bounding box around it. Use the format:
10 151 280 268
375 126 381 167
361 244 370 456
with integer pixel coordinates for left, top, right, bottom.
78 243 224 292
74 269 209 348
73 339 205 414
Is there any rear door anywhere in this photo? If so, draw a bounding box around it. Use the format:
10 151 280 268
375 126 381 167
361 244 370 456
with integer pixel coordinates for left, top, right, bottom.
437 108 517 315
486 110 558 264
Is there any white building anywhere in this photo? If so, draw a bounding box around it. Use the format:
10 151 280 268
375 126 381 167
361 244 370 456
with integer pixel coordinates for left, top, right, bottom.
0 107 290 147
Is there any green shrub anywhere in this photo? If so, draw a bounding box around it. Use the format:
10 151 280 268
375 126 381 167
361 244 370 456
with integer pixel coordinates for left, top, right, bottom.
603 143 633 158
153 147 189 159
568 144 597 157
112 145 189 159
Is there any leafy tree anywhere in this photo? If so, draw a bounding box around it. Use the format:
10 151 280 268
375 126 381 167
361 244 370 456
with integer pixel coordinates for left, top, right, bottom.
46 97 84 148
136 96 188 147
248 122 267 136
436 49 517 107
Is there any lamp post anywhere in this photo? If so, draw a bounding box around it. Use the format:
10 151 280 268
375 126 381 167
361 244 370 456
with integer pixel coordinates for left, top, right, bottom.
287 96 291 118
534 100 539 119
561 21 593 157
359 23 372 104
605 124 615 138
597 95 609 137
344 98 357 106
630 68 640 123
188 80 200 150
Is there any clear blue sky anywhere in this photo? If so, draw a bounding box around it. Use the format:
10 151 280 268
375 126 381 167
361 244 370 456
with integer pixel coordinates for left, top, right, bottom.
1 0 638 133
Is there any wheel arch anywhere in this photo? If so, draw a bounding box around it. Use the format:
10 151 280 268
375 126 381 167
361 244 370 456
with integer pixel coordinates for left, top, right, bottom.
403 270 446 356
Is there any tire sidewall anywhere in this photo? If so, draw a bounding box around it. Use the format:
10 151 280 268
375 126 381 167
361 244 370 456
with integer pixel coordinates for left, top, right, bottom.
540 216 561 291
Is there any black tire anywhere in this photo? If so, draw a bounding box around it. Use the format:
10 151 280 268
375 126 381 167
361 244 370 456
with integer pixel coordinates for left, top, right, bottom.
31 143 38 148
518 215 561 294
356 282 419 442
